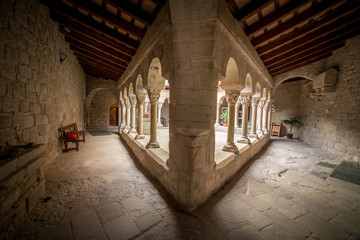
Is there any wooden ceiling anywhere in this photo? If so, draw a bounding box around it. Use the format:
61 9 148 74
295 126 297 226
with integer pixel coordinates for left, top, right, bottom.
40 0 165 80
226 0 360 77
41 0 360 80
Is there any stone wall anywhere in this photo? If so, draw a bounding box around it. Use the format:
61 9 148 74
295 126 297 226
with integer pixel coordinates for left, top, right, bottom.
0 0 86 158
273 35 360 162
87 89 117 129
272 81 304 137
300 36 360 162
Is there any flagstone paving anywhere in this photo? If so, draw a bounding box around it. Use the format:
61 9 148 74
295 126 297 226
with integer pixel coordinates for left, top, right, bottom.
11 130 360 240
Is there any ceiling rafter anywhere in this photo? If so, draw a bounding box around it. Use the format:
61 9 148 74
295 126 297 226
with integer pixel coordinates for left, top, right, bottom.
251 0 347 48
245 0 310 37
234 0 274 23
103 0 154 26
257 2 360 56
66 0 146 39
50 12 136 57
41 0 139 49
261 15 360 63
73 51 126 72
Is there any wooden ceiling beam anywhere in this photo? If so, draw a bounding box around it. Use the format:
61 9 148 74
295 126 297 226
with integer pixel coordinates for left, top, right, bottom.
251 0 346 47
83 68 118 80
79 59 123 76
271 53 332 77
262 19 360 64
67 0 145 39
74 51 126 72
245 0 310 37
264 27 360 66
267 42 345 72
67 37 131 66
103 0 154 26
50 12 136 57
257 3 360 56
41 0 139 49
234 0 274 22
65 32 131 64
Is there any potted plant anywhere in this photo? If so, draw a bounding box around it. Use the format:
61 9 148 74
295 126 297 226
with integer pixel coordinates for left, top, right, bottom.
282 117 301 139
221 108 228 127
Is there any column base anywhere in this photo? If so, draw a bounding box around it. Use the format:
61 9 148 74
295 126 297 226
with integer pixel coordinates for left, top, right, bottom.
146 140 160 148
237 137 250 144
262 129 269 134
123 126 130 132
157 123 164 128
249 133 258 139
257 130 264 136
222 143 238 153
135 134 145 139
128 128 137 134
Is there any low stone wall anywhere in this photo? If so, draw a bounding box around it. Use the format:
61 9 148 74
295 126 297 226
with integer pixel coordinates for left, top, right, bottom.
0 144 46 239
121 131 270 210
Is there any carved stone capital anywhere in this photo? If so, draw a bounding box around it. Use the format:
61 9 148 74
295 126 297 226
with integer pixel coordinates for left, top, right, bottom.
129 94 137 107
147 89 161 104
251 98 258 107
225 90 240 105
258 100 265 108
120 99 125 107
136 89 147 104
125 98 130 108
240 95 251 107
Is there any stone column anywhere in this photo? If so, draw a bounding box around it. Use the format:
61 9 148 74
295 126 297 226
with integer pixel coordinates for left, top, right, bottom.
262 101 269 134
222 90 240 152
234 102 240 128
249 98 259 138
124 98 131 132
120 99 126 130
157 102 163 127
237 95 251 144
146 89 160 148
257 100 264 136
215 103 221 126
136 90 147 139
128 94 137 134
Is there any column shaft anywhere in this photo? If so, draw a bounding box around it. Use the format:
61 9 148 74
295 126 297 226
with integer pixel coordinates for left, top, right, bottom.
234 104 240 128
146 102 160 148
249 99 258 138
215 103 220 126
238 95 250 144
257 101 264 135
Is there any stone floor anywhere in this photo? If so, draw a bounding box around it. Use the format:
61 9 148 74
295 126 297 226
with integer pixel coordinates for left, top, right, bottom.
11 130 360 240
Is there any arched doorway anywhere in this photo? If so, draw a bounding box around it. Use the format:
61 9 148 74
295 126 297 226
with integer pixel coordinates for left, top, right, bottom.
109 104 118 126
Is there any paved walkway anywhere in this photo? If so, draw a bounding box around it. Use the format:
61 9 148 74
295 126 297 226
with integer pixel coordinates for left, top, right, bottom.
13 130 360 240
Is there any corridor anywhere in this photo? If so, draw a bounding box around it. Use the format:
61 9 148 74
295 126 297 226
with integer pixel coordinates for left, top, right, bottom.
12 131 360 240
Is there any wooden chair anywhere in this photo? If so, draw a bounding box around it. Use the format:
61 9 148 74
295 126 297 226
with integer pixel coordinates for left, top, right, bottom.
271 123 281 137
59 123 85 152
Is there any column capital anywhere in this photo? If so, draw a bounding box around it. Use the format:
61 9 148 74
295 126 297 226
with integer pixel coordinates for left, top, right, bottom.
251 98 259 106
225 90 240 105
125 98 131 108
129 94 137 107
120 99 125 106
136 89 147 104
240 95 251 106
258 99 265 108
147 88 161 104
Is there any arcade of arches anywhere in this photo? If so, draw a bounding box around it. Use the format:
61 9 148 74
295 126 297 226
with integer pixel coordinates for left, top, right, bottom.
1 0 360 239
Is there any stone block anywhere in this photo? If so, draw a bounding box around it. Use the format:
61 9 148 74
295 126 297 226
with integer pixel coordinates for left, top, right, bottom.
0 186 21 215
38 124 50 136
96 202 125 224
2 99 19 112
20 101 29 112
104 214 140 240
24 114 34 128
72 210 107 240
13 112 25 127
25 90 36 103
0 81 6 97
0 60 16 80
1 169 25 188
26 156 44 174
0 113 12 128
13 82 26 100
19 65 32 79
27 180 45 212
5 45 19 63
173 23 196 40
34 115 48 126
134 211 162 231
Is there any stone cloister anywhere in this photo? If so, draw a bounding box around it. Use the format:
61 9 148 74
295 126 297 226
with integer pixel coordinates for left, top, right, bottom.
1 0 360 239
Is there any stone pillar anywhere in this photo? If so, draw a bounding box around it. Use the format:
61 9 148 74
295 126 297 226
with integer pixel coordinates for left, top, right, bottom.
120 99 126 130
262 101 269 134
136 90 147 139
215 103 221 126
125 98 131 132
249 98 259 138
234 102 240 128
222 90 240 152
146 89 160 148
157 102 163 127
257 100 264 136
237 95 251 144
128 94 137 134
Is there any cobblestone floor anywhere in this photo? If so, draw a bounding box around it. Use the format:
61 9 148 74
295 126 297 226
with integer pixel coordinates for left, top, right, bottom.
12 129 360 240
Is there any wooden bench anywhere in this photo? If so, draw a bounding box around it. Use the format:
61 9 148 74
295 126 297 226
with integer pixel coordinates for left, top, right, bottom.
59 123 85 152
